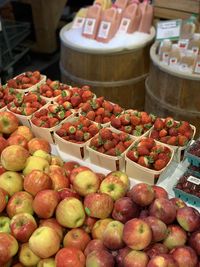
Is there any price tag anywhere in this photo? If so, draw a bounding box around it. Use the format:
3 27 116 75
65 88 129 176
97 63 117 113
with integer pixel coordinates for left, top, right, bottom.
187 176 200 185
156 19 182 41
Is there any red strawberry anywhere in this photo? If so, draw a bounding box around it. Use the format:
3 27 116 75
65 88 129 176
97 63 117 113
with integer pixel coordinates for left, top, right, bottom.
96 107 105 116
112 132 120 142
138 156 150 168
71 94 82 107
81 90 93 102
68 125 76 134
158 152 170 162
32 71 41 79
23 94 38 103
141 112 151 124
119 132 130 142
95 115 103 124
99 128 113 141
75 130 84 141
154 118 164 131
178 121 191 134
90 136 103 148
86 111 96 121
62 101 72 110
103 101 113 112
184 130 193 139
159 136 170 144
133 125 143 136
139 138 155 150
65 110 72 118
127 150 139 161
124 125 132 134
21 76 30 84
113 104 123 115
137 146 150 156
130 115 141 126
151 145 164 154
178 135 188 146
154 159 167 171
159 129 168 138
7 79 18 88
29 76 38 85
57 110 65 120
97 146 106 153
120 114 131 126
149 151 158 161
124 140 133 149
45 90 53 98
102 117 110 124
48 104 59 114
83 132 91 141
50 81 60 90
115 144 126 154
150 130 159 139
49 117 59 128
81 102 91 112
90 99 100 110
96 96 104 106
103 140 115 151
104 110 112 118
40 84 50 93
88 124 99 136
168 127 178 136
167 136 178 146
165 117 175 128
56 128 66 137
106 148 116 156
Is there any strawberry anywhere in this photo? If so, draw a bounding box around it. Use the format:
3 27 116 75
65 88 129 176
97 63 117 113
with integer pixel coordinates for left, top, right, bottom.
178 121 191 134
23 94 38 103
48 104 60 114
65 110 72 118
138 156 150 168
106 148 116 156
168 127 178 136
150 130 159 139
49 117 59 128
115 144 126 154
81 90 93 102
21 77 30 84
62 101 72 110
102 117 110 124
130 115 141 126
154 118 164 131
99 128 113 141
159 136 170 144
45 90 53 98
158 153 170 163
149 151 158 161
124 140 133 149
83 132 91 141
154 159 167 171
86 111 96 121
97 146 106 153
124 126 132 134
151 145 164 154
178 135 188 146
165 117 175 128
32 71 41 79
112 132 120 142
96 96 104 106
81 102 91 112
95 115 103 124
31 117 44 127
57 110 65 120
139 138 155 150
31 102 41 109
56 128 67 137
7 79 18 88
104 110 112 118
75 130 84 141
113 104 123 115
96 107 105 116
103 101 113 112
127 150 139 161
88 124 99 136
68 126 76 134
184 130 193 139
133 125 143 136
29 76 38 85
103 140 115 150
40 84 50 93
167 136 178 146
137 146 150 156
159 129 168 138
120 114 131 126
71 94 82 107
50 81 60 90
90 136 103 148
141 112 151 124
90 99 100 110
119 132 130 142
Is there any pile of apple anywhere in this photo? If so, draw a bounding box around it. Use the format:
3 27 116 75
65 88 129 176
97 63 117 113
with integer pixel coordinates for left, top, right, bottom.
150 117 194 147
0 86 21 110
79 96 124 124
7 71 42 90
7 91 46 117
126 137 173 171
111 110 156 137
0 111 200 267
31 103 73 128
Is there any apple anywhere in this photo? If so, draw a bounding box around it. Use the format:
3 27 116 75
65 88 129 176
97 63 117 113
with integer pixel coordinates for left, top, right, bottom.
99 176 127 201
84 239 107 257
39 218 63 241
147 254 178 267
170 246 198 267
143 216 168 242
37 258 55 267
152 185 168 199
0 171 23 196
49 165 70 190
0 136 8 154
23 170 52 196
23 156 50 176
149 198 176 224
92 218 113 240
63 228 91 251
84 192 114 219
1 145 29 171
28 137 51 154
0 232 18 265
0 188 9 212
163 224 187 250
0 165 6 175
70 166 92 183
123 250 149 267
95 172 106 182
139 209 150 218
189 230 200 256
6 191 34 218
56 197 86 228
102 220 125 250
51 155 64 166
127 183 155 207
63 161 80 177
58 187 81 200
33 189 60 219
81 215 97 233
55 247 86 267
145 243 169 258
112 197 140 223
176 206 200 232
0 111 19 134
0 216 11 233
123 218 152 250
11 125 34 142
33 149 52 163
7 134 28 149
115 247 132 267
170 197 187 210
29 226 60 258
19 242 40 266
106 171 130 190
86 249 115 267
10 212 37 242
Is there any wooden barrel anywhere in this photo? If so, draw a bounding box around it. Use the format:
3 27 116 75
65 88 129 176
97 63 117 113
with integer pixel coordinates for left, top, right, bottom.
60 24 155 110
145 43 200 137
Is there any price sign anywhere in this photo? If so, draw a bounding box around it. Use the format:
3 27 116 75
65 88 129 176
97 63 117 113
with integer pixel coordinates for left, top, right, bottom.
156 19 182 41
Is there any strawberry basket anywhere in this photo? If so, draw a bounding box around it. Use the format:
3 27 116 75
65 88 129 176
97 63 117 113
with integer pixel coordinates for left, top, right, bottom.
184 138 200 167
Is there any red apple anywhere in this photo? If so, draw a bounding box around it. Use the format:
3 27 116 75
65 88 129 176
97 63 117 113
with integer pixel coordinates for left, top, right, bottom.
163 224 187 250
0 165 6 175
0 188 9 212
1 145 29 171
55 247 86 267
0 111 19 134
6 191 34 218
33 189 60 219
123 250 149 267
39 218 64 241
0 136 8 154
106 171 130 191
145 243 169 258
147 254 178 267
63 228 91 251
189 230 200 256
112 197 140 223
28 137 51 154
23 170 52 196
84 192 114 219
144 216 168 242
29 226 60 258
123 218 152 250
127 183 155 207
170 197 187 210
81 215 97 233
149 198 176 224
152 185 168 199
70 166 90 183
0 171 23 196
84 239 107 257
58 187 81 200
92 218 113 240
63 161 80 177
170 246 198 267
10 212 37 242
115 247 132 267
49 165 70 190
86 249 115 267
139 209 150 218
176 206 200 232
7 134 28 149
95 172 106 182
11 125 34 142
0 232 18 265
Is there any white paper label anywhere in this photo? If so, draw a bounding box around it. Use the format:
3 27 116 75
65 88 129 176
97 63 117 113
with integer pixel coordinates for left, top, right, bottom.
156 19 182 41
187 175 200 185
118 18 131 33
178 39 189 50
169 57 178 66
83 18 96 35
72 17 85 29
97 21 111 39
192 46 199 55
194 61 200 74
162 52 170 64
179 63 190 72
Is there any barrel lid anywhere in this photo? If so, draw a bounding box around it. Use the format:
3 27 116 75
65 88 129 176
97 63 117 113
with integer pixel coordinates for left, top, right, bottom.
60 23 156 54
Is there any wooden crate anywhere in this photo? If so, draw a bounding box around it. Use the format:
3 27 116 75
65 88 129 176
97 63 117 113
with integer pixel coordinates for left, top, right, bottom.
153 0 200 21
